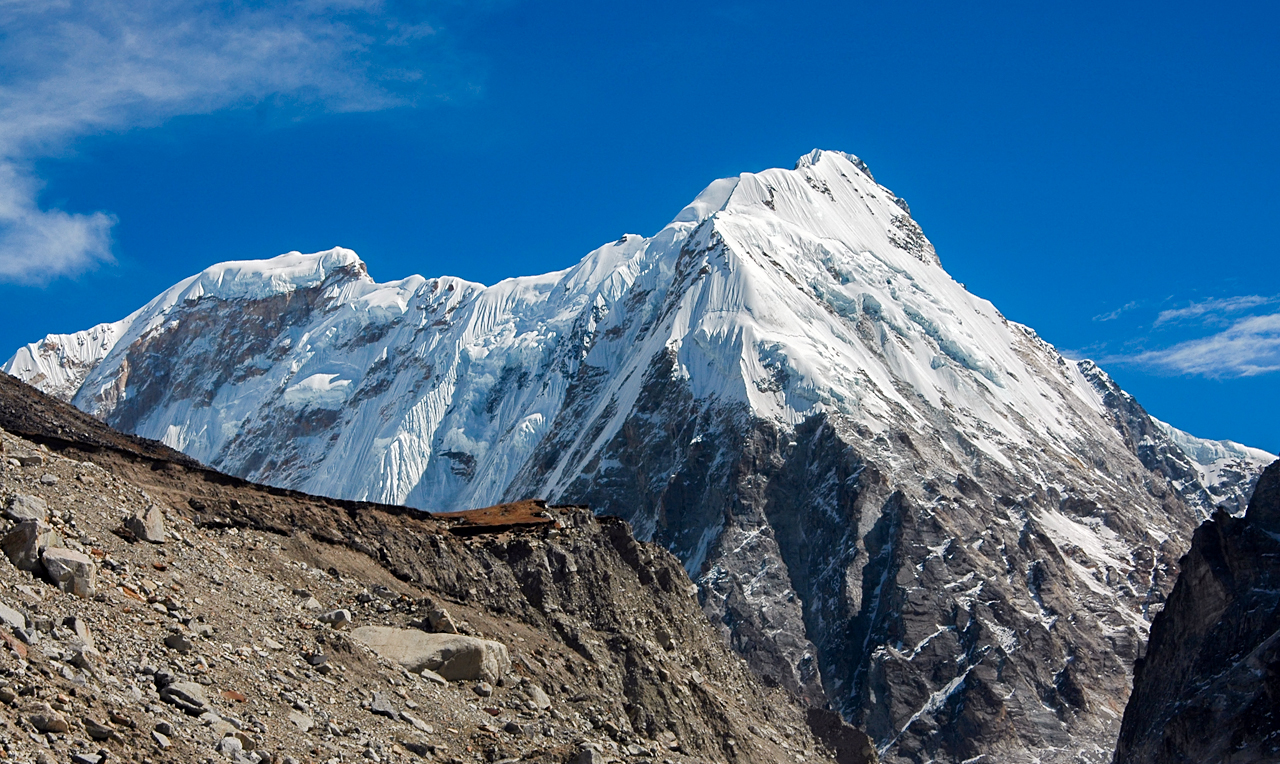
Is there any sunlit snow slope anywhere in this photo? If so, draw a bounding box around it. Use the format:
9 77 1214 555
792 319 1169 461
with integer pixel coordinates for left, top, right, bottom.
6 150 1273 764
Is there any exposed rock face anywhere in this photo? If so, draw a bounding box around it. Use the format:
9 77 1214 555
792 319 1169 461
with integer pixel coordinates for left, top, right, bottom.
1113 459 1280 764
1076 360 1267 518
556 376 1209 763
5 151 1274 762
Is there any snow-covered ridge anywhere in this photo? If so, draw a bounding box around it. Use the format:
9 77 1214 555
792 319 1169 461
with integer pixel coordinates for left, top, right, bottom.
177 247 365 302
5 148 1275 763
3 151 1263 513
3 319 131 403
1153 417 1276 508
1153 418 1275 467
4 248 371 403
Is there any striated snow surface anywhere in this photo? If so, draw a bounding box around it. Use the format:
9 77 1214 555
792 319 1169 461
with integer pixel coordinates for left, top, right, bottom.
8 150 1265 513
4 319 131 403
0 154 1143 498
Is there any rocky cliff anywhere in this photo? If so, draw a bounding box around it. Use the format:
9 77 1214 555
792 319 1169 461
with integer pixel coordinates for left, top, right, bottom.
1112 458 1280 763
0 372 870 764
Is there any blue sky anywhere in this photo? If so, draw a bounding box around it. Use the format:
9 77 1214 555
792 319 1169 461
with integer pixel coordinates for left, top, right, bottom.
1 0 1277 453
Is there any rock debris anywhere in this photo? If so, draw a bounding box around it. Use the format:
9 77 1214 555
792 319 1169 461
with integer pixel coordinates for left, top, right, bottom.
0 410 871 764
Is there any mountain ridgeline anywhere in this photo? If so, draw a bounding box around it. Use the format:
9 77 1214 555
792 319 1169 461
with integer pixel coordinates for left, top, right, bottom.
6 150 1274 763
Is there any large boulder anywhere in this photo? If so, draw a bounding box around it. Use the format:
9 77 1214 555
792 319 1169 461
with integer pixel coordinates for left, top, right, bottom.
159 681 209 716
125 505 166 543
42 547 96 598
0 601 25 630
2 520 57 572
351 626 510 683
4 494 47 523
317 609 352 629
28 703 69 733
64 615 93 648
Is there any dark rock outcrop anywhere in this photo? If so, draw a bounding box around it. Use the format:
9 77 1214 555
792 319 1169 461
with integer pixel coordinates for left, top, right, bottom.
538 352 1204 764
1113 459 1280 763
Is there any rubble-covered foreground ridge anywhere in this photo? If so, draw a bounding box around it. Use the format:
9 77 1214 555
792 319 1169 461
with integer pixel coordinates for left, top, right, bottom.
0 379 870 764
5 149 1276 763
1113 458 1280 764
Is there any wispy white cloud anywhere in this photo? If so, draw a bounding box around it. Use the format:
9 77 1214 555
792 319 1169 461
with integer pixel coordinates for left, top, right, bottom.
1093 300 1139 322
0 0 457 284
1153 295 1277 327
1109 312 1280 378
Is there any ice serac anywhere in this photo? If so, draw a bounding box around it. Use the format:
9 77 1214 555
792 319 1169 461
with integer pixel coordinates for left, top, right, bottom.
5 150 1274 763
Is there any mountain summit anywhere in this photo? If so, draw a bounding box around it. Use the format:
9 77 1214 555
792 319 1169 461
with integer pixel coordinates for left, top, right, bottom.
6 150 1273 763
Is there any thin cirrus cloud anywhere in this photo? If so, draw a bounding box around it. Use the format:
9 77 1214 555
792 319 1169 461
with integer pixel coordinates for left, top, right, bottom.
1108 310 1280 378
1092 300 1140 322
0 0 460 285
1152 295 1277 327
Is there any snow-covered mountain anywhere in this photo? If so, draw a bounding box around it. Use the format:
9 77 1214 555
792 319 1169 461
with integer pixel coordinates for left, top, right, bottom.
6 150 1273 763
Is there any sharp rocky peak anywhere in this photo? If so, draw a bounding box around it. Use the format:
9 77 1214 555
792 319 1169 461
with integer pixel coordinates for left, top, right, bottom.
3 151 1274 764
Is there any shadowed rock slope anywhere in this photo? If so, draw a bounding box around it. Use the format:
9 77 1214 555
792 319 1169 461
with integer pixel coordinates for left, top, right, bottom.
0 372 873 764
1113 459 1280 764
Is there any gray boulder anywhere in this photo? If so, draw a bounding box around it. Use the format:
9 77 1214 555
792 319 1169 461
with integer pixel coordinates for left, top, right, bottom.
287 711 313 731
0 601 25 630
400 711 432 733
159 681 209 716
351 626 510 683
419 668 448 686
424 599 459 634
2 520 57 572
4 494 47 523
317 609 352 629
526 683 552 710
164 633 193 653
82 717 114 742
125 505 166 543
369 692 397 718
28 703 68 733
63 615 92 648
216 735 243 757
42 547 96 597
